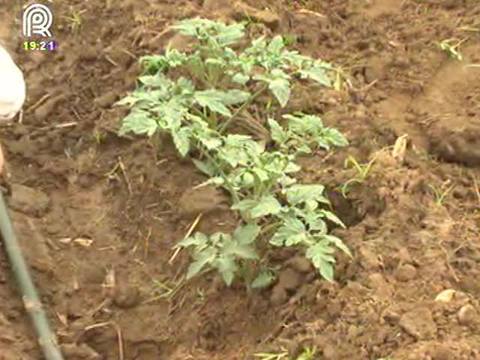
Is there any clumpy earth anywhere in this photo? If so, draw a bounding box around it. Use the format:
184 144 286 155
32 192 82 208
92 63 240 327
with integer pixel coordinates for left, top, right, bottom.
1 0 480 359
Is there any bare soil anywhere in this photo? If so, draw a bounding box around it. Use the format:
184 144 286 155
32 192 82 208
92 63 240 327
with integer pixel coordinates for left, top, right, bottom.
1 0 480 359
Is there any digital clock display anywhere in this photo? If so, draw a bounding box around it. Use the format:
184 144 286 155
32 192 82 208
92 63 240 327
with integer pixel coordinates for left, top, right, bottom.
23 40 58 52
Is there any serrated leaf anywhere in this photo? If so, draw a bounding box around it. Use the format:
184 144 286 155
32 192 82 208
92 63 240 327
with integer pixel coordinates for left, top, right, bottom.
270 216 307 246
319 210 346 228
306 242 336 282
192 159 216 176
269 78 291 108
220 90 250 105
233 224 261 245
232 73 250 85
267 35 284 53
178 232 209 249
172 127 191 157
215 23 245 46
194 90 232 116
323 235 352 257
251 271 276 289
232 196 282 219
215 255 237 286
300 66 332 87
250 195 282 218
322 128 349 147
285 184 325 206
119 110 158 137
187 247 216 279
267 118 288 144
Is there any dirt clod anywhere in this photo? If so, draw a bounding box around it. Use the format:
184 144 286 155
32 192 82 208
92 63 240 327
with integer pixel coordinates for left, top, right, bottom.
61 343 102 359
270 286 288 306
399 307 437 340
177 185 229 218
94 91 118 109
286 256 312 273
395 264 417 282
8 184 50 217
277 268 302 291
113 284 141 309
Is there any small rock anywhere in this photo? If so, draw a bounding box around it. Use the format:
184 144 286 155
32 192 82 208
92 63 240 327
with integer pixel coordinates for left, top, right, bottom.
113 285 141 309
458 304 478 326
395 264 417 282
399 307 437 340
270 286 288 306
277 268 302 291
287 256 312 273
435 289 456 303
95 91 118 109
9 184 50 217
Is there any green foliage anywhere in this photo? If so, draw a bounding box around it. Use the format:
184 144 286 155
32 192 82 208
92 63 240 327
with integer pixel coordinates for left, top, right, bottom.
118 17 350 287
269 113 348 155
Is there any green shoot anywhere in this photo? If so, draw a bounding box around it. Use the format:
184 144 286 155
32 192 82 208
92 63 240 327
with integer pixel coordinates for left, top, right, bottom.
428 181 455 206
341 155 375 197
296 347 317 360
437 38 466 61
63 8 86 34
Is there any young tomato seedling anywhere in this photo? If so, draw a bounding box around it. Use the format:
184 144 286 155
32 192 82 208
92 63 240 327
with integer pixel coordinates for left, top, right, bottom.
119 18 351 287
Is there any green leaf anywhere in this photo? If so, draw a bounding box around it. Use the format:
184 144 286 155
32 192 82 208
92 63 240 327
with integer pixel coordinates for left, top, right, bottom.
267 35 284 53
268 77 291 108
285 184 326 206
172 127 191 157
233 224 261 244
220 90 251 105
232 73 250 85
178 232 208 248
270 216 307 247
319 210 346 228
267 118 288 145
215 23 245 46
300 66 332 87
251 271 276 289
215 255 237 286
323 234 352 257
194 90 232 116
119 110 158 137
322 128 349 147
232 195 282 219
187 247 216 279
224 242 258 260
192 159 216 176
250 195 282 218
306 242 336 282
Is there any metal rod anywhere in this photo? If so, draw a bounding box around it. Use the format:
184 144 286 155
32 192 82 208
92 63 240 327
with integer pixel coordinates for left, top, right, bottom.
0 192 64 360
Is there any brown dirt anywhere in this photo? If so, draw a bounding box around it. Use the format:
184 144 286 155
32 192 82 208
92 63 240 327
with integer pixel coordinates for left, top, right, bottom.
1 0 480 359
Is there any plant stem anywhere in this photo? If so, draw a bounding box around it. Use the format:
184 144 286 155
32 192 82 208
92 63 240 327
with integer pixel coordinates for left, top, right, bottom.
0 193 65 360
219 84 268 134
